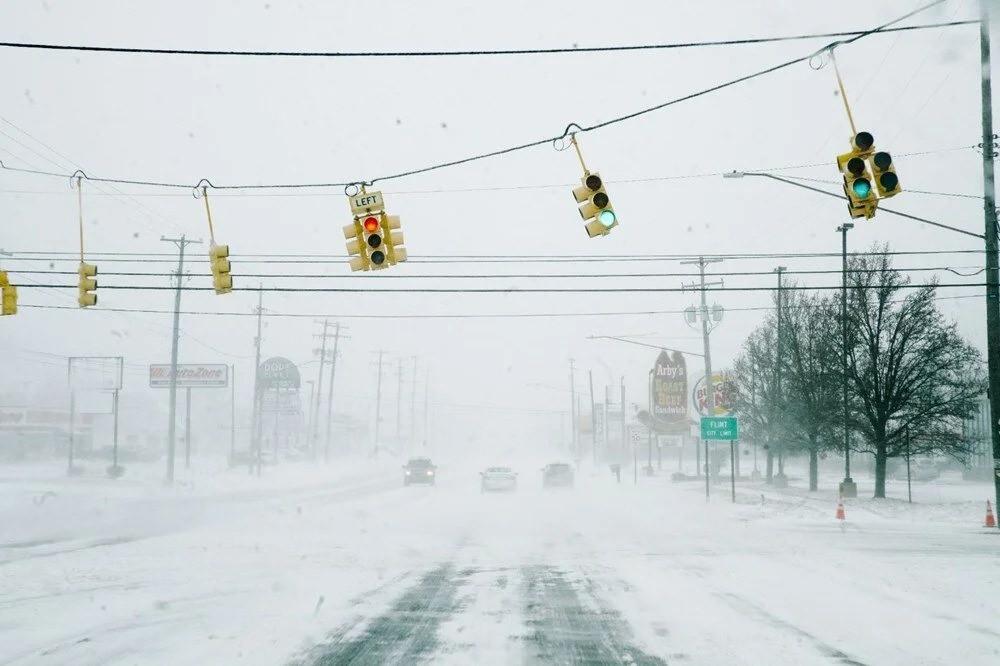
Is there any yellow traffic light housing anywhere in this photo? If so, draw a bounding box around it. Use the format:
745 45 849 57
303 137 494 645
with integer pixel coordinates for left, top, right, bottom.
78 262 98 307
573 172 618 238
837 132 877 220
209 244 233 294
382 214 407 265
871 151 901 198
344 189 405 271
0 271 16 316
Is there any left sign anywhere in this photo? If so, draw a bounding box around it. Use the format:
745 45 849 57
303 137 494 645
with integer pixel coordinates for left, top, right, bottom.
149 364 229 388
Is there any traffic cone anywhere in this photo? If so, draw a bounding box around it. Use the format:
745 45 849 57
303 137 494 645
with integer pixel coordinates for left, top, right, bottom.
836 498 846 521
986 500 996 529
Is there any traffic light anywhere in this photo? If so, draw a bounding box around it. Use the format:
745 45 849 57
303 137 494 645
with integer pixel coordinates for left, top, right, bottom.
0 271 16 316
361 214 388 268
871 150 901 198
382 214 408 264
209 244 233 294
837 132 877 220
78 262 97 307
573 172 618 237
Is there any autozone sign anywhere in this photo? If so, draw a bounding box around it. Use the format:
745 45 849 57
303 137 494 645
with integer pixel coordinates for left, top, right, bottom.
149 364 229 388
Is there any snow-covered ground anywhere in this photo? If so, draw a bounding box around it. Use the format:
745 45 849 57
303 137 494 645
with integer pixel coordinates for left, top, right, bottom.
1 457 997 665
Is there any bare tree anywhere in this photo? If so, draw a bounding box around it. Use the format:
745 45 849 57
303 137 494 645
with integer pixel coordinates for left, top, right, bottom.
779 290 841 491
846 248 984 498
732 306 780 483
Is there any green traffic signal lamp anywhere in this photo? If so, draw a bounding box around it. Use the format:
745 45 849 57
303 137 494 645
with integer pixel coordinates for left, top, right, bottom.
852 178 872 198
598 209 617 227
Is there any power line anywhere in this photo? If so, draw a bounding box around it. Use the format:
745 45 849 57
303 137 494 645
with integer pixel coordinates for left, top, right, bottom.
0 2 949 191
0 248 985 263
0 20 974 58
1 265 985 279
0 143 975 198
11 282 983 294
16 293 980 320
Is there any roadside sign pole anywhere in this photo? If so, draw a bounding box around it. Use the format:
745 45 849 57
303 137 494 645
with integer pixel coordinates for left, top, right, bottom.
906 425 913 504
730 439 736 503
704 439 710 500
185 387 192 469
112 388 120 470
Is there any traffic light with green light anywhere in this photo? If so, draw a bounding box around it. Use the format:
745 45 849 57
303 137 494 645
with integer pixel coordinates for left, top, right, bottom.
837 132 877 220
573 172 618 237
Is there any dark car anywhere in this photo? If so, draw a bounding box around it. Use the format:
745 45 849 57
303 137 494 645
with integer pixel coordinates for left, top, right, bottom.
403 457 437 486
542 462 574 488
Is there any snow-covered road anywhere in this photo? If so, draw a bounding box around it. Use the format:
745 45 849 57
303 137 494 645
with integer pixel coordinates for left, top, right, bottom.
2 461 998 665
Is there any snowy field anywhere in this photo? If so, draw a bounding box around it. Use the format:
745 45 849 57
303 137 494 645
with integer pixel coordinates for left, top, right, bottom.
1 457 997 665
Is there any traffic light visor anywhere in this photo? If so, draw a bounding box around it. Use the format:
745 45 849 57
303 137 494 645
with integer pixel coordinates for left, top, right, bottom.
370 250 386 265
846 157 866 176
879 172 899 192
853 132 874 151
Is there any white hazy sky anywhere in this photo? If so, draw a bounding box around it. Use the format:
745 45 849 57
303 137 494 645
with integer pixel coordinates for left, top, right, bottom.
0 0 992 452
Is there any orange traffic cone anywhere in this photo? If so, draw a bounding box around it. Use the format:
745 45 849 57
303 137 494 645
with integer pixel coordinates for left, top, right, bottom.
986 500 996 528
836 499 846 521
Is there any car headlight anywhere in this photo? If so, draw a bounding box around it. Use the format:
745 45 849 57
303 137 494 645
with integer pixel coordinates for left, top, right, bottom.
427 470 434 476
405 470 411 475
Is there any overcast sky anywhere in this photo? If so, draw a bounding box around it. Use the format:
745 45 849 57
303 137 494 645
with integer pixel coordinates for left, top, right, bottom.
0 0 991 454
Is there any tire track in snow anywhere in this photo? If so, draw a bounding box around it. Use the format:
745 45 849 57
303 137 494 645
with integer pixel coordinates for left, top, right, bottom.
298 563 470 665
520 565 668 665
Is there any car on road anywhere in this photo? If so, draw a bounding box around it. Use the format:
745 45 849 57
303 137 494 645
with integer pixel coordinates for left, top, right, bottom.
541 462 574 488
480 466 517 492
403 457 437 486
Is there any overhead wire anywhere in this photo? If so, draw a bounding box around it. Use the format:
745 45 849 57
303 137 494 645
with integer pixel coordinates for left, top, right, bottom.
0 19 974 58
16 293 981 320
0 1 953 191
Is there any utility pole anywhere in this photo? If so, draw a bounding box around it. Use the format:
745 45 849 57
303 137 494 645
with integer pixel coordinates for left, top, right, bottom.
423 369 430 449
184 387 193 468
324 323 345 462
409 356 417 452
373 350 385 456
837 224 857 498
979 0 1000 527
681 256 723 500
312 319 330 461
251 287 263 477
569 359 578 459
230 364 236 465
620 377 626 460
396 359 404 445
161 235 201 484
773 266 788 487
603 384 610 460
589 370 597 466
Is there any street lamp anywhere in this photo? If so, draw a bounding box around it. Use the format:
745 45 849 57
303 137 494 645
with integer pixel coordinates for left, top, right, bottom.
837 223 858 498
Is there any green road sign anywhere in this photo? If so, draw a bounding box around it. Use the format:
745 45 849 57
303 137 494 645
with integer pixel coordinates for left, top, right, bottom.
701 416 738 441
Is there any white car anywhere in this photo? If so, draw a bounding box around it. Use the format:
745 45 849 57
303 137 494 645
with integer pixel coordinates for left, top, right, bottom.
480 466 517 492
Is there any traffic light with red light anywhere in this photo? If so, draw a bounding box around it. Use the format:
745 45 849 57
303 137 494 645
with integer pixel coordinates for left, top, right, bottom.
344 189 406 271
573 172 618 237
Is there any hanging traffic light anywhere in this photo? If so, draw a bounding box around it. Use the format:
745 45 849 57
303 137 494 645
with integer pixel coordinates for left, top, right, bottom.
344 189 406 271
837 132 877 220
362 215 387 268
0 271 16 316
871 151 901 198
78 262 97 307
382 214 407 264
573 172 618 238
209 244 233 294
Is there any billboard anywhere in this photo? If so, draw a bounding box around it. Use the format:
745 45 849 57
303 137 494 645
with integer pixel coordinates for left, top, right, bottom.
149 364 229 388
258 357 301 390
693 372 735 417
652 351 688 424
